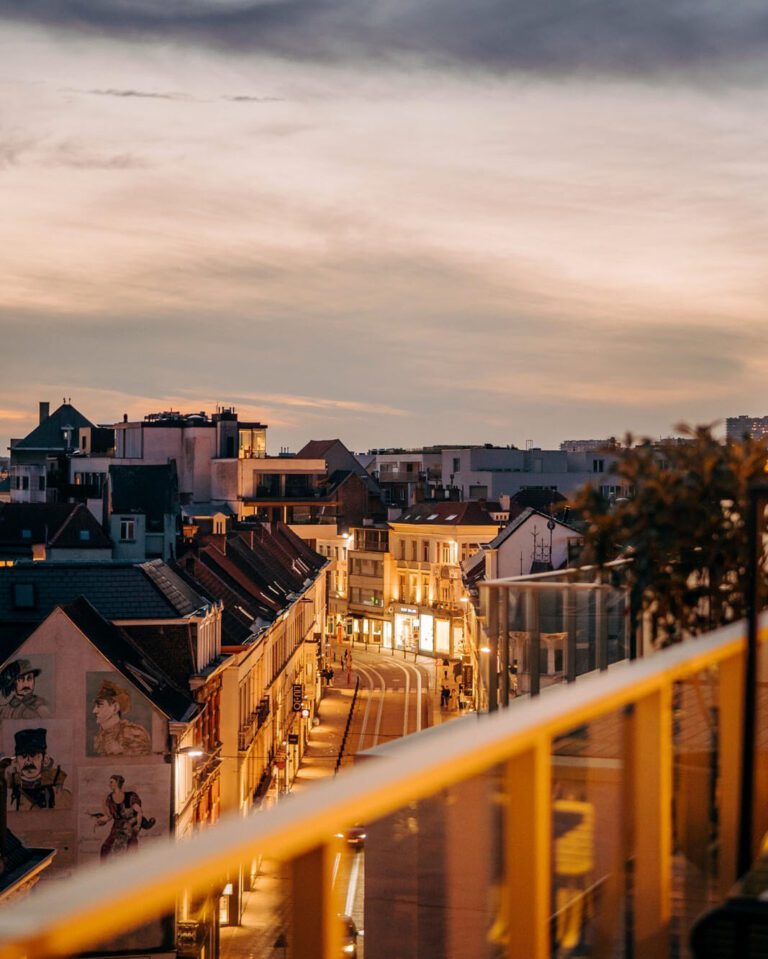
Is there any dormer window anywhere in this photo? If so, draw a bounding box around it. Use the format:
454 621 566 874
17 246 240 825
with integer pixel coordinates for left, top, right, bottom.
79 530 91 542
119 518 136 542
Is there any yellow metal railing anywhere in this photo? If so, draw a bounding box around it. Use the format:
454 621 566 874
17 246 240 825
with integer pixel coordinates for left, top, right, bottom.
0 610 765 959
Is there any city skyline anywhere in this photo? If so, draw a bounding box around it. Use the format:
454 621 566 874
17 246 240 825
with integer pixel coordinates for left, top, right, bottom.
2 1 767 454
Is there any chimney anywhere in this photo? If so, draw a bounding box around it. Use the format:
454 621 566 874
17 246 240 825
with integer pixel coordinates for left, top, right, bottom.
39 401 50 424
123 413 128 423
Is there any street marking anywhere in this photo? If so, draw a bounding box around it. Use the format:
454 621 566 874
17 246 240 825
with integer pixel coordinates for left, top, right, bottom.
355 665 375 753
344 850 362 917
389 659 412 735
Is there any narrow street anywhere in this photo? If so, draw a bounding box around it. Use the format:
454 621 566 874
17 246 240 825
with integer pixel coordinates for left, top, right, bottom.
220 642 464 959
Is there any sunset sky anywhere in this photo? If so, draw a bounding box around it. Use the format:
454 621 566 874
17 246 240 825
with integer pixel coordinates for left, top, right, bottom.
2 1 767 453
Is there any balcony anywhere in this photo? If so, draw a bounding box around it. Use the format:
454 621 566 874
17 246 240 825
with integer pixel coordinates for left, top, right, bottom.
2 608 766 959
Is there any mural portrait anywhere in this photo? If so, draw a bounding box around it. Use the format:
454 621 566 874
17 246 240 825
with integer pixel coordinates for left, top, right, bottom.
78 765 169 865
94 774 157 859
85 673 152 757
3 724 72 811
0 655 54 719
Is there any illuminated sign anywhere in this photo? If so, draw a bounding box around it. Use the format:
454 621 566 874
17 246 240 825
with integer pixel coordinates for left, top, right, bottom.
292 683 303 711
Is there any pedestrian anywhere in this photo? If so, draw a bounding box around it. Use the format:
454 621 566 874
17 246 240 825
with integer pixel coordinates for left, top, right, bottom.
440 685 448 709
328 667 334 687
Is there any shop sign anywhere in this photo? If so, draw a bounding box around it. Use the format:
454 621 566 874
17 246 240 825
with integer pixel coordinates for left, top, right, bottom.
288 733 299 745
292 683 303 711
398 605 418 615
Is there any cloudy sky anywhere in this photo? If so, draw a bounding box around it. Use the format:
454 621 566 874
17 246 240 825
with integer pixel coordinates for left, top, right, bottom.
1 1 767 454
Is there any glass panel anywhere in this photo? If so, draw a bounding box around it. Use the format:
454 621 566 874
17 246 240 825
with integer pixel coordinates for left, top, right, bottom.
365 769 499 959
551 708 629 958
671 667 723 958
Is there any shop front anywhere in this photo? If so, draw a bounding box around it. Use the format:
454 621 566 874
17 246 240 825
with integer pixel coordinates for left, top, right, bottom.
391 605 456 658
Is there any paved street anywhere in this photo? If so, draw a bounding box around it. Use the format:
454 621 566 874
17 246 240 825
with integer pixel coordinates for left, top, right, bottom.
220 642 464 959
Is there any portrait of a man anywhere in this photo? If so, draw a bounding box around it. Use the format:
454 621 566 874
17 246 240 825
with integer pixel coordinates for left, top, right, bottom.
0 659 50 720
6 727 71 811
90 679 151 757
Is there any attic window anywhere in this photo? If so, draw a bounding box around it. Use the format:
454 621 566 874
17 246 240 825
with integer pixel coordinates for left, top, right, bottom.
20 529 32 540
12 583 36 609
79 530 91 542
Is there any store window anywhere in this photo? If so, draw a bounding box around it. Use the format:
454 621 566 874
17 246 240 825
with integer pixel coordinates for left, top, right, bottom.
419 614 434 653
435 619 451 654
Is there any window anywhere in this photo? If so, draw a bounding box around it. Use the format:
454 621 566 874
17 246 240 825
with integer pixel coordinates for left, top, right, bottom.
422 541 429 562
79 529 91 542
38 476 45 491
12 583 35 609
440 543 451 564
22 476 29 491
399 540 406 560
452 457 460 473
20 529 32 540
410 539 417 561
592 459 605 473
119 518 136 542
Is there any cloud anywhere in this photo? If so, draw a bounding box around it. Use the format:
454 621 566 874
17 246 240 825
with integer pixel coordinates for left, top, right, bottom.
85 87 186 99
222 95 285 102
2 0 767 76
0 134 37 170
46 140 150 169
226 390 409 418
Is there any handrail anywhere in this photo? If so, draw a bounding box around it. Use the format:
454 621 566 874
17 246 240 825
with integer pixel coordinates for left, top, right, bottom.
0 613 763 959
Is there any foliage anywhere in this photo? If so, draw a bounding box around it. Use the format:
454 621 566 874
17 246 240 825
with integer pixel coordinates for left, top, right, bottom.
570 424 768 645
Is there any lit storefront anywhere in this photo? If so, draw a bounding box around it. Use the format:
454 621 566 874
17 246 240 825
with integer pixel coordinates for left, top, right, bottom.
392 605 457 657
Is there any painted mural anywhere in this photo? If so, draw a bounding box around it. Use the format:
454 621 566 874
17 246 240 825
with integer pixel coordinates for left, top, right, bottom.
0 654 54 719
2 721 72 811
85 672 152 757
1 619 173 953
78 765 169 864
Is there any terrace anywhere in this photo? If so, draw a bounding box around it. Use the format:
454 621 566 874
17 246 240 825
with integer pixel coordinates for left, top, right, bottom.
1 577 766 959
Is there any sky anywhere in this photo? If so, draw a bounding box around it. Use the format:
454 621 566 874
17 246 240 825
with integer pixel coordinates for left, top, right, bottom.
1 1 767 454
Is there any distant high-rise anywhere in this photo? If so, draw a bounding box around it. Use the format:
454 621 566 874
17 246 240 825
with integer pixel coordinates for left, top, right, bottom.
726 414 768 442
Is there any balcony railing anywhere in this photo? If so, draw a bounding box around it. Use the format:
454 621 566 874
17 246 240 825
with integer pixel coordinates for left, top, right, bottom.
1 611 766 959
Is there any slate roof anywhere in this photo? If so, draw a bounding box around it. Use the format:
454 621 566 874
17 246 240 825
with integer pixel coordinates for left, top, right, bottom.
139 560 207 617
12 403 93 452
61 598 197 721
0 503 112 550
394 501 500 527
181 503 235 519
487 507 581 551
176 520 325 646
109 464 179 528
0 560 207 629
0 830 55 898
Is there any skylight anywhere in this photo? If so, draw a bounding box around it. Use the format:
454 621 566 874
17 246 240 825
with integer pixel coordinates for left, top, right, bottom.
427 514 439 521
445 514 458 521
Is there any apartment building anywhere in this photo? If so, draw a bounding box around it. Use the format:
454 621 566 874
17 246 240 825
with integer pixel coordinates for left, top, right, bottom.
442 445 620 501
387 502 500 657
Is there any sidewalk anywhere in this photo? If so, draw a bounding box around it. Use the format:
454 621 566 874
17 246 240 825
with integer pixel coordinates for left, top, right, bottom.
220 683 359 958
289 673 359 794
